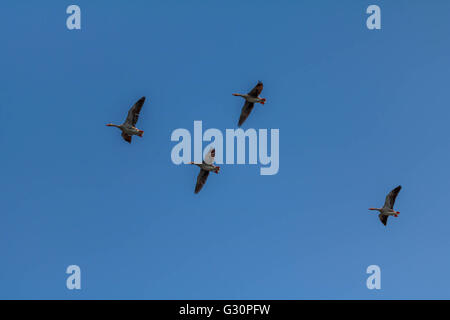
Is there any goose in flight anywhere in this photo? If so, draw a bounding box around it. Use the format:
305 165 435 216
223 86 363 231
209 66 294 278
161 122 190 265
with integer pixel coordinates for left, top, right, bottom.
233 81 266 127
106 96 146 143
190 148 220 194
369 185 402 226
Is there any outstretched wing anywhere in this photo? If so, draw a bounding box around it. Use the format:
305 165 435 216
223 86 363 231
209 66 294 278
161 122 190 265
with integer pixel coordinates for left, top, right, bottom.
379 214 388 226
238 101 254 127
383 185 402 209
121 132 132 144
195 169 210 194
204 148 216 165
247 81 263 97
124 96 145 127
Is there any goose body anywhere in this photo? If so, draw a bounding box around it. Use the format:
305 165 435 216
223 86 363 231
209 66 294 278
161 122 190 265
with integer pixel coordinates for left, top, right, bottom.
106 96 146 143
369 185 402 226
233 81 266 127
190 148 220 194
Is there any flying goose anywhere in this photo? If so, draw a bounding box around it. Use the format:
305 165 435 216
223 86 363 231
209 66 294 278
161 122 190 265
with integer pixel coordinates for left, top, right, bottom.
190 148 220 194
106 96 146 143
369 185 402 226
233 81 266 127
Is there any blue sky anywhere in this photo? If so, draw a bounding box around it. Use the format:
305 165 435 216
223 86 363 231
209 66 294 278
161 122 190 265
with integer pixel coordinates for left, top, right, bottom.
1 0 450 299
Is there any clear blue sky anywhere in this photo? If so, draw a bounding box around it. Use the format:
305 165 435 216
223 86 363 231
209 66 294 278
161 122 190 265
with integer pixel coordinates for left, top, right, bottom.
1 0 450 299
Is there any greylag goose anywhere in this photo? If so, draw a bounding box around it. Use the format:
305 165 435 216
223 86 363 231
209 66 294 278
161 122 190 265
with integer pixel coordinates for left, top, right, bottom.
190 148 220 194
369 185 402 226
106 96 146 143
233 81 266 127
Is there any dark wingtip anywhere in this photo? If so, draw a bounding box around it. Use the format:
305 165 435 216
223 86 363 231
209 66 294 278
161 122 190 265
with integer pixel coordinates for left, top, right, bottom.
136 96 146 104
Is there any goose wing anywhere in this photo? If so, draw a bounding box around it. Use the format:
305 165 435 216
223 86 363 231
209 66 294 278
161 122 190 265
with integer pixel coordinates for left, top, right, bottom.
379 214 388 226
121 132 132 144
247 81 263 97
124 96 145 127
383 185 402 209
204 148 216 165
238 101 254 127
195 169 210 194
